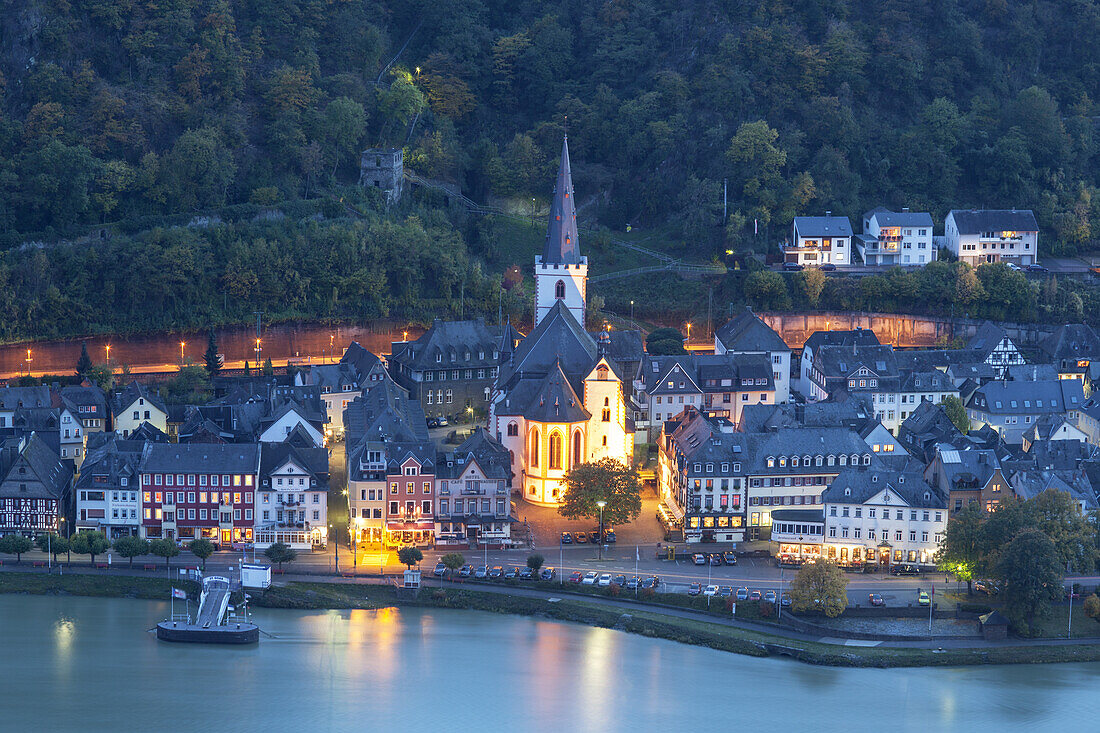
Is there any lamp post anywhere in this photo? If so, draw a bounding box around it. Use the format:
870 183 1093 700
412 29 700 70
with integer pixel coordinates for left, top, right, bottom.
105 344 111 366
685 323 692 345
330 523 338 574
329 334 335 363
25 348 31 376
630 300 634 321
597 500 606 561
179 341 186 365
255 338 262 366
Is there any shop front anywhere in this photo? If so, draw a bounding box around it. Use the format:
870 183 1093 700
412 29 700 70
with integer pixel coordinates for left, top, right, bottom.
684 513 744 543
823 543 872 571
384 520 435 548
770 509 823 565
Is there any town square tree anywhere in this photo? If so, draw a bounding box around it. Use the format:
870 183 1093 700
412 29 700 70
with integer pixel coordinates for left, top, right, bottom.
559 458 642 527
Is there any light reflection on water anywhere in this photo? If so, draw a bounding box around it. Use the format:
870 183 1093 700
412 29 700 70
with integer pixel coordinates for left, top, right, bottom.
3 595 1100 732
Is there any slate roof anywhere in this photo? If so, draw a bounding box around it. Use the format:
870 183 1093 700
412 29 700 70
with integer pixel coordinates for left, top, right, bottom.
502 361 592 423
929 447 1001 490
748 428 872 473
58 384 108 419
1006 364 1059 382
738 399 874 434
497 300 597 395
1038 324 1100 365
0 386 51 411
0 433 73 500
770 508 825 523
812 344 900 392
76 434 142 491
948 209 1038 234
140 442 261 474
259 442 329 490
439 428 512 482
793 216 853 238
823 467 944 508
542 136 582 265
129 422 170 443
344 378 427 449
868 210 935 229
112 382 168 416
803 329 880 354
715 307 789 354
1010 469 1098 509
965 321 1013 356
390 319 504 372
968 380 1084 414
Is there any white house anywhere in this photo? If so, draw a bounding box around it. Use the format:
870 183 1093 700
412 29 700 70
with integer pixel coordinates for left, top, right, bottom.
784 215 853 267
714 307 792 403
858 209 935 266
823 467 946 568
256 443 329 550
257 402 325 446
944 209 1038 267
112 383 168 438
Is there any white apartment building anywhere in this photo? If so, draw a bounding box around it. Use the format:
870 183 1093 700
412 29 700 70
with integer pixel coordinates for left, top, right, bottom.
858 209 935 265
944 209 1038 267
784 215 853 266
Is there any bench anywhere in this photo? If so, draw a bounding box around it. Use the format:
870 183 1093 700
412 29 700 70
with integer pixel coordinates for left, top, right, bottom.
33 561 45 567
143 564 157 571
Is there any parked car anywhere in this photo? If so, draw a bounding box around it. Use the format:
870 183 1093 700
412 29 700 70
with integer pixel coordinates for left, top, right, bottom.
748 590 762 602
1027 264 1049 273
692 553 707 566
504 567 519 579
560 532 573 545
718 586 733 598
764 590 777 604
582 571 599 585
626 576 641 590
735 587 749 602
688 583 702 596
868 593 885 607
611 575 626 586
641 576 660 589
783 262 804 271
780 592 792 607
1006 262 1021 271
603 531 617 543
975 579 1000 596
722 551 738 565
433 562 447 576
891 564 920 576
459 564 473 577
539 567 555 581
819 263 836 271
703 585 719 597
488 566 504 579
575 532 587 543
474 565 488 579
519 566 535 580
709 553 723 566
597 573 612 587
568 571 583 584
589 531 601 543
917 590 931 606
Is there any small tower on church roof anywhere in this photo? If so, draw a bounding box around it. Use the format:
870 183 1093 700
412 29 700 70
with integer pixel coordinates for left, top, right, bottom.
535 135 588 328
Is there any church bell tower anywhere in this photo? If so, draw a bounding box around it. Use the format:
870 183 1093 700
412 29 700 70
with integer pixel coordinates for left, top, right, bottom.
534 136 587 328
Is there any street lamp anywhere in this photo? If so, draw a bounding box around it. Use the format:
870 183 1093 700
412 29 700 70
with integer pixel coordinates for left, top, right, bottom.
685 323 692 345
329 334 335 363
105 344 111 365
596 500 606 561
179 341 186 365
25 348 31 375
255 338 262 366
330 523 338 574
630 300 634 320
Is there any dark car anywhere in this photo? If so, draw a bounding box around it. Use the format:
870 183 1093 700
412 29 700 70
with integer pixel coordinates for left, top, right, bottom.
692 553 707 566
783 262 804 271
709 553 723 566
717 586 733 598
589 531 601 543
433 562 447 576
459 564 473 577
568 571 583 583
819 263 836 272
626 576 641 590
504 566 519 579
1027 264 1049 273
539 567 555 581
780 592 792 607
891 564 920 577
975 579 1000 596
560 532 573 545
722 551 737 565
519 567 535 580
603 531 617 543
612 574 626 586
869 593 885 607
488 566 504 579
574 532 587 544
688 583 702 596
641 576 660 589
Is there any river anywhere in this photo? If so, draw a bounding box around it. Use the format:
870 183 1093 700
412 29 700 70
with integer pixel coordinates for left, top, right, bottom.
3 595 1100 731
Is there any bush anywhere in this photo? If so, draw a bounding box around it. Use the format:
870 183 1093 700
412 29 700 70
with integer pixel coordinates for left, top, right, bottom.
758 600 775 618
959 602 993 614
1084 594 1100 621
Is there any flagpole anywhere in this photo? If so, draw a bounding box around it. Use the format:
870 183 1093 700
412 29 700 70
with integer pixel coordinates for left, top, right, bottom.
928 583 934 635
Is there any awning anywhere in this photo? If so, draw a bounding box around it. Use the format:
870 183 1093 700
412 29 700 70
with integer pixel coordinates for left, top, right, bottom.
385 520 435 531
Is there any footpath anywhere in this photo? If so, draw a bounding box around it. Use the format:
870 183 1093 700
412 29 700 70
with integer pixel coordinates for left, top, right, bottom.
4 560 1098 653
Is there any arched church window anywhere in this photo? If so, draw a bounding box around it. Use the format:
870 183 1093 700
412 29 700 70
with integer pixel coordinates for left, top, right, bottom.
549 431 563 470
573 431 582 466
555 280 566 299
530 428 540 468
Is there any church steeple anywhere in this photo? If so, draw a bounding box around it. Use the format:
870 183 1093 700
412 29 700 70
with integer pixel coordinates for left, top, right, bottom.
543 136 581 265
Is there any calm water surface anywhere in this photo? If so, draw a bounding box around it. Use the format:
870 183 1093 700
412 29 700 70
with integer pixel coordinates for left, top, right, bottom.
3 595 1099 731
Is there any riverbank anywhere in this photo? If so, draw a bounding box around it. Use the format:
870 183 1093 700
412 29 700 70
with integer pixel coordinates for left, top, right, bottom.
5 571 1100 668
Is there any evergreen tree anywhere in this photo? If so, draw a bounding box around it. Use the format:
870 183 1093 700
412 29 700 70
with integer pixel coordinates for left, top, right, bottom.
244 361 251 376
262 357 274 376
76 343 93 376
204 332 222 377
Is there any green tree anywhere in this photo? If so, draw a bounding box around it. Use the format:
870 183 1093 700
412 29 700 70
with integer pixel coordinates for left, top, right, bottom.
164 365 212 405
36 532 69 563
1084 594 1100 623
0 535 33 563
264 542 297 570
935 502 985 594
941 396 969 434
441 552 465 584
112 535 149 568
70 531 110 564
995 528 1064 632
76 343 93 376
203 332 221 377
262 357 274 376
397 546 423 568
321 97 367 175
1029 489 1097 573
85 364 115 392
745 270 791 310
645 327 686 355
789 559 848 618
800 268 826 307
163 127 237 211
559 458 642 526
188 538 216 571
149 537 181 570
526 553 544 571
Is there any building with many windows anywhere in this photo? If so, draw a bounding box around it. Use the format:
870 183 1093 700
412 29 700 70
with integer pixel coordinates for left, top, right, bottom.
294 342 388 439
857 208 935 266
966 379 1085 444
74 433 143 539
435 428 515 546
944 209 1038 266
0 433 72 538
256 443 329 550
784 215 853 266
714 307 792 403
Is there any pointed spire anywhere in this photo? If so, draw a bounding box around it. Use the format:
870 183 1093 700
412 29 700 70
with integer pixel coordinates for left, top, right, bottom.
543 136 581 264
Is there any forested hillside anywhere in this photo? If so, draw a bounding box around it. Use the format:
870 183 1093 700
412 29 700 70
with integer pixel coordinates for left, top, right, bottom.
2 0 1100 338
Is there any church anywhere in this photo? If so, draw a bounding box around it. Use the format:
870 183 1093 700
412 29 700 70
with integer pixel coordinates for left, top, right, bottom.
489 137 642 507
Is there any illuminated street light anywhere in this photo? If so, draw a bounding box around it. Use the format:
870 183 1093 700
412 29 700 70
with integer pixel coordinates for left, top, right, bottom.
685 322 692 344
25 348 31 375
179 341 186 365
105 344 111 364
597 500 607 561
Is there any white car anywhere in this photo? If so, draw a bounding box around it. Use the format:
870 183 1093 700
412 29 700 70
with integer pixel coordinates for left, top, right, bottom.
597 573 612 587
1006 262 1021 271
581 571 599 585
703 585 719 597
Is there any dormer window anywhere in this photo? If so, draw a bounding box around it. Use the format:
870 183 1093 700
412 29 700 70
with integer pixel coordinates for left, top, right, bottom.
436 353 442 363
844 488 851 496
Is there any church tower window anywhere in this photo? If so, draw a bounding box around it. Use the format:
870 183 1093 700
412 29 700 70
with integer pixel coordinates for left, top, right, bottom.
555 280 566 299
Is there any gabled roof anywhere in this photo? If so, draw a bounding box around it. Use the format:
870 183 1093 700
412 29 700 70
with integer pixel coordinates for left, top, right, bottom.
794 216 853 238
112 382 168 415
76 433 142 491
1039 324 1100 364
966 321 1014 356
948 209 1038 234
0 386 51 411
520 361 591 423
823 467 943 508
716 307 789 354
129 422 170 443
497 300 597 394
259 442 329 490
867 210 934 229
803 329 880 353
390 319 505 371
1 433 73 499
439 428 512 482
542 136 582 265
